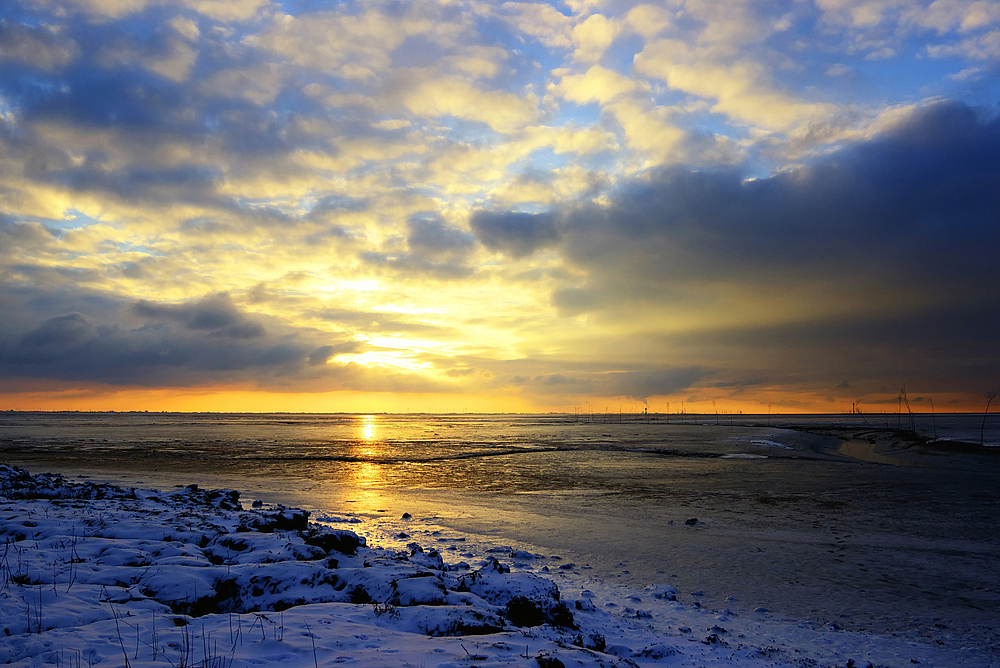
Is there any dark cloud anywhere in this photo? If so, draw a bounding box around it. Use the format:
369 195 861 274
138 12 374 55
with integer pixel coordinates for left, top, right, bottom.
360 250 473 278
307 342 361 366
469 210 561 258
667 300 1000 396
358 214 476 278
0 218 55 254
430 353 706 401
0 286 386 389
407 212 475 256
132 293 263 338
480 101 1000 398
19 312 93 349
555 101 1000 302
600 368 707 403
534 373 584 386
0 20 79 71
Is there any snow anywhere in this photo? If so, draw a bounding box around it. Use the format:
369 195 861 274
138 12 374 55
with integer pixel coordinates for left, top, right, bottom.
748 439 792 449
0 464 994 668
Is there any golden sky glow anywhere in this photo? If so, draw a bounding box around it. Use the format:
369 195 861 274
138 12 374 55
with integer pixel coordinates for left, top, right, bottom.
1 0 999 414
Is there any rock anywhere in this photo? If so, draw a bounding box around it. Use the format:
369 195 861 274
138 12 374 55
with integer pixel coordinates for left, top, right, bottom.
506 596 545 627
606 644 632 658
238 509 309 533
645 584 678 601
389 574 448 606
535 653 564 668
458 559 574 629
299 527 364 555
638 644 679 659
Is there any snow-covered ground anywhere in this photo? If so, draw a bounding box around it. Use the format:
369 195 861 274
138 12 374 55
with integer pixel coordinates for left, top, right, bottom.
0 465 994 668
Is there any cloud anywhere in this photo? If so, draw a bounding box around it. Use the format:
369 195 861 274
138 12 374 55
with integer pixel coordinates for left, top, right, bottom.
401 76 539 134
0 21 80 71
572 13 621 63
356 213 476 279
307 342 360 366
552 65 645 106
19 312 94 349
603 98 688 165
200 63 285 106
533 100 1000 392
0 286 411 391
132 293 265 339
562 100 999 295
247 7 437 79
496 2 573 49
903 0 1000 33
601 367 706 403
625 4 673 39
407 213 475 258
633 40 837 133
31 0 156 20
927 28 1000 59
182 0 273 23
1 290 305 386
470 210 561 258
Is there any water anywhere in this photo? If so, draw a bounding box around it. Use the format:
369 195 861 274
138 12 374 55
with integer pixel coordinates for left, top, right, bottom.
1 412 999 652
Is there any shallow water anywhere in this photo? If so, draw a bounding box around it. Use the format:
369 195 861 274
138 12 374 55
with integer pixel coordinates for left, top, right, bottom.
1 412 998 653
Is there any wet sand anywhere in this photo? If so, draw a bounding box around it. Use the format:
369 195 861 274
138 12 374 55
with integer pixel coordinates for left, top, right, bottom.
410 451 999 650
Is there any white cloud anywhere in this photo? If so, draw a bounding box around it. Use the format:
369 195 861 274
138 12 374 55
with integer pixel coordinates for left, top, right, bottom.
402 77 539 134
551 65 646 106
168 16 200 42
903 0 1000 33
927 28 1000 58
248 9 437 78
0 23 79 71
624 4 673 39
634 39 837 134
497 2 573 48
605 98 686 166
572 13 621 63
181 0 273 23
201 63 284 105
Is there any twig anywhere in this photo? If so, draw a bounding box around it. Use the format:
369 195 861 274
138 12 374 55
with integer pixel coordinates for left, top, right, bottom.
305 622 319 668
110 604 133 668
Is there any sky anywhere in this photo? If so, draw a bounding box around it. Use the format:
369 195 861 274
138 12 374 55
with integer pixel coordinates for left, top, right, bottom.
1 0 999 414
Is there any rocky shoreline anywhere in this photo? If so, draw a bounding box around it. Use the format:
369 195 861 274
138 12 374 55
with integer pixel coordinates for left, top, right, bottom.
2 464 996 668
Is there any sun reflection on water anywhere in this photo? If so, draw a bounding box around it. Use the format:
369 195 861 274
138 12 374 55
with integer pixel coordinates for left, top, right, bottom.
361 414 375 442
347 417 388 511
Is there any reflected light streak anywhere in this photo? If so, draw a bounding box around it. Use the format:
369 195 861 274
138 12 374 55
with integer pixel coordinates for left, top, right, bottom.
346 460 387 513
346 415 387 511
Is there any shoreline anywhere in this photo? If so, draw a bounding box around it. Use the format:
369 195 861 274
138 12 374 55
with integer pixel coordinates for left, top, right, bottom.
2 464 997 668
2 417 998 665
788 423 1000 467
